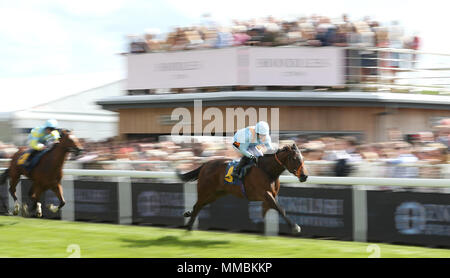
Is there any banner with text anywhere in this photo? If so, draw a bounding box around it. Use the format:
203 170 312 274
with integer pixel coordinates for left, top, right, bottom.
367 190 450 248
127 47 345 89
247 47 345 86
127 48 238 89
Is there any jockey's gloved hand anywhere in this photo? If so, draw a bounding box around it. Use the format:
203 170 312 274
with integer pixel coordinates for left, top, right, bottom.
46 140 55 149
249 155 258 164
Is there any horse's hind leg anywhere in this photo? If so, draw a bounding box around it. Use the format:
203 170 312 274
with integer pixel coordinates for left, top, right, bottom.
185 192 224 231
8 173 20 215
25 185 43 218
264 191 301 235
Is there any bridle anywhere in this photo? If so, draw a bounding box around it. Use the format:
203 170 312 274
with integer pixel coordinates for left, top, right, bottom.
274 151 304 178
59 131 82 155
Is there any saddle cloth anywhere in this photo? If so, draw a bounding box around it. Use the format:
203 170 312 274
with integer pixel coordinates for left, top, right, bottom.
224 160 243 186
224 160 248 198
17 148 51 171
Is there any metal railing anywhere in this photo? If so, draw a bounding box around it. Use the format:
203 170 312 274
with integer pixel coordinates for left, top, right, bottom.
1 158 449 179
344 47 450 94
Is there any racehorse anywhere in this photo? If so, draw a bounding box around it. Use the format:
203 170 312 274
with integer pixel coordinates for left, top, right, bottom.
177 144 308 235
0 129 83 217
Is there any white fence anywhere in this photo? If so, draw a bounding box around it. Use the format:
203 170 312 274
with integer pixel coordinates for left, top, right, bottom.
1 158 449 179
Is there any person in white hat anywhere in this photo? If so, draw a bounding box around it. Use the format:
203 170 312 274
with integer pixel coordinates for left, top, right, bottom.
231 121 274 179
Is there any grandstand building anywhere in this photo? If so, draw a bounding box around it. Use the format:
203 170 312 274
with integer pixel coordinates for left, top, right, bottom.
97 47 450 143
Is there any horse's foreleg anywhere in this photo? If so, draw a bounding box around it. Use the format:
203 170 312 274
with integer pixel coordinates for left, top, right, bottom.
49 184 65 213
264 191 301 235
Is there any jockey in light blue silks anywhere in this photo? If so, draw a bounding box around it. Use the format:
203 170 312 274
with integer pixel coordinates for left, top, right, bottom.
231 121 275 179
22 119 60 168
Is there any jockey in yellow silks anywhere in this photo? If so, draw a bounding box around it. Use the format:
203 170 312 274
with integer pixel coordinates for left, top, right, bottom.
20 119 60 168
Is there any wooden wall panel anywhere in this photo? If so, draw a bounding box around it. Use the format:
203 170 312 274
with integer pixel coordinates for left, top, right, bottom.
118 106 450 142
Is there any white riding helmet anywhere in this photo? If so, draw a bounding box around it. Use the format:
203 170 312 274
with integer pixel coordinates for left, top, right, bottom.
255 121 270 135
44 119 58 129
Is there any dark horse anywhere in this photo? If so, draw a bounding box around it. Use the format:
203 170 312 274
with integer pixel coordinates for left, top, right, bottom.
0 129 83 217
177 144 308 234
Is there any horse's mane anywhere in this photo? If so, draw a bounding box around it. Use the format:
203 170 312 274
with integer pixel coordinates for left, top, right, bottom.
263 144 296 157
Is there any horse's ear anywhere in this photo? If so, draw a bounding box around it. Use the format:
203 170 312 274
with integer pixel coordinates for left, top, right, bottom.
57 129 69 137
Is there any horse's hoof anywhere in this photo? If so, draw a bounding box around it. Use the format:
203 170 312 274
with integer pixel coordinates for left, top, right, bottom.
183 211 192 218
21 204 29 217
36 211 42 218
47 204 59 213
292 224 301 235
13 202 20 216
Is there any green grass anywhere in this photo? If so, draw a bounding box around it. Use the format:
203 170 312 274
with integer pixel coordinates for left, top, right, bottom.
0 216 449 258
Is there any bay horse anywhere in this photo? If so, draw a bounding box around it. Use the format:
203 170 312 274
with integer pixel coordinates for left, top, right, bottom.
177 144 308 235
0 129 83 217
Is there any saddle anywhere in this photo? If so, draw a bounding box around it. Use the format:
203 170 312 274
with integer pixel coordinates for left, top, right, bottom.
224 160 243 185
224 160 249 199
17 148 51 171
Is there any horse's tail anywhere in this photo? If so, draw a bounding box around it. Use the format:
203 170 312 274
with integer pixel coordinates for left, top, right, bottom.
176 164 204 182
0 168 9 185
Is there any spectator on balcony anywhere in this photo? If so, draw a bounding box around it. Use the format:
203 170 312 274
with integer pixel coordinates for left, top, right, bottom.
232 25 251 46
260 23 283 46
144 28 163 52
315 17 337 46
388 20 404 67
333 25 349 47
184 28 204 50
170 28 189 51
354 21 376 81
298 21 316 45
200 28 218 48
128 35 148 53
214 27 233 48
403 32 421 68
246 26 265 46
373 27 390 82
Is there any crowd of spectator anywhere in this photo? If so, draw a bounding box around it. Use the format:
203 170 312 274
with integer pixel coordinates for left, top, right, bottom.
1 119 448 179
71 118 449 179
126 14 421 94
128 14 419 54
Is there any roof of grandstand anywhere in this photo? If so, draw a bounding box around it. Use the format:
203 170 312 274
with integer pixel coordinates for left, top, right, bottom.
97 91 450 111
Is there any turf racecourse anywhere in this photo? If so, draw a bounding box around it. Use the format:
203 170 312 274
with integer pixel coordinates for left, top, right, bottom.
0 216 449 258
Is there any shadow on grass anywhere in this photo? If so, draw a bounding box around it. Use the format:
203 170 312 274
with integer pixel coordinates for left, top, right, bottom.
120 235 230 248
0 221 19 227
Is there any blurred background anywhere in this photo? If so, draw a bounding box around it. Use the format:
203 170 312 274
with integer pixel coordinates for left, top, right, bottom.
0 0 448 180
0 0 450 254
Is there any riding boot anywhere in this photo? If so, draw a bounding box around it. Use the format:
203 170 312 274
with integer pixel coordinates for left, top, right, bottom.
23 150 37 169
232 156 250 180
240 159 256 179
